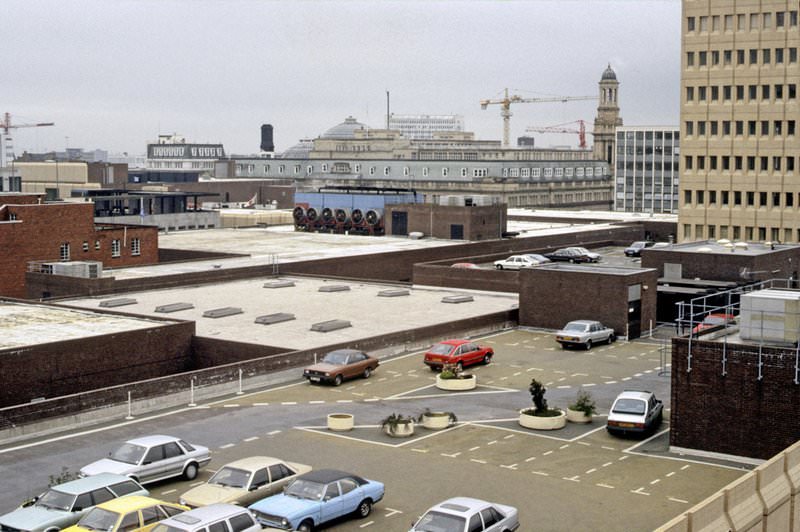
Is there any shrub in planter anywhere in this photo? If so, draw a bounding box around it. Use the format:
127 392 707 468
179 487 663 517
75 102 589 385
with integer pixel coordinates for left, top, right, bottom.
439 362 472 380
380 413 415 437
417 408 457 430
521 378 562 417
567 389 597 423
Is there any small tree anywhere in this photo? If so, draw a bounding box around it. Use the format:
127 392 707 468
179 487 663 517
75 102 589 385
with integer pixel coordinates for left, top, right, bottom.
569 389 597 417
529 378 548 413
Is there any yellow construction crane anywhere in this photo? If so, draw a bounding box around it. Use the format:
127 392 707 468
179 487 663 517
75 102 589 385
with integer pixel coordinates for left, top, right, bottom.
480 89 596 148
0 112 55 168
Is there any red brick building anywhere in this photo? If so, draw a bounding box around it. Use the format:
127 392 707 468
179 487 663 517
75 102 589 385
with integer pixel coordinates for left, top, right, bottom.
0 193 159 298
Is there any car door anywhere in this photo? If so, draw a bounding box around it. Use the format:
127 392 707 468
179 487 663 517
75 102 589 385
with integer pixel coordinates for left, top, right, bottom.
465 343 482 366
319 482 345 523
337 479 362 515
118 511 141 532
265 464 294 497
481 507 506 531
140 506 164 532
162 441 186 479
139 444 167 483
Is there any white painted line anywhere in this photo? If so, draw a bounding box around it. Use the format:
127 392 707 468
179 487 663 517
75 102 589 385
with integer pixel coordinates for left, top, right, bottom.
631 488 650 496
666 472 676 477
513 372 522 376
618 456 629 461
526 368 535 372
557 385 571 389
441 452 461 458
190 481 203 486
545 381 554 386
532 367 544 371
384 508 403 517
470 459 487 464
585 468 597 474
605 380 617 384
563 476 580 482
281 401 297 405
558 377 567 382
223 404 239 408
559 444 569 450
337 400 353 403
602 446 616 451
411 448 428 453
469 446 481 451
503 434 514 440
577 441 591 446
500 464 518 470
244 436 259 442
596 483 615 489
602 462 613 467
634 373 643 377
650 479 661 485
500 376 509 381
267 430 281 435
359 520 374 528
161 489 177 495
525 456 536 462
681 465 690 470
621 377 632 381
571 373 588 377
532 471 549 476
543 451 553 456
644 370 653 374
583 383 596 387
364 398 380 402
309 400 325 404
554 370 566 374
220 443 235 449
668 497 689 504
488 440 498 445
352 392 365 397
252 402 269 406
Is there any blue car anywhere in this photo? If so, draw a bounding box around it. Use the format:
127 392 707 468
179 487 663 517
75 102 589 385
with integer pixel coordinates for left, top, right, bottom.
248 469 384 531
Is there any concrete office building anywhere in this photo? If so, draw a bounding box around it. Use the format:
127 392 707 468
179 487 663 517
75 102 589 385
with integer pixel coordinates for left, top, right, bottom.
614 126 680 213
388 114 464 140
680 1 800 243
146 134 224 174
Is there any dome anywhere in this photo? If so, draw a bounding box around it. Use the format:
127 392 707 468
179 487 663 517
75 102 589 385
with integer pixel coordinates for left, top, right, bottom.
322 116 370 139
601 64 617 81
280 139 313 159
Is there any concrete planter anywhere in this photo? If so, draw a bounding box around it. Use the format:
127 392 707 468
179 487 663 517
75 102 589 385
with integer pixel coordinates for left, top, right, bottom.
566 408 592 424
518 409 566 430
327 413 354 432
384 420 415 438
421 412 454 430
435 374 477 391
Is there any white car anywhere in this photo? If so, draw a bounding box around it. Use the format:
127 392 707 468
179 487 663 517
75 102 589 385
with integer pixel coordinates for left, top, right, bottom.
410 497 519 531
607 390 664 436
555 320 615 349
493 255 545 270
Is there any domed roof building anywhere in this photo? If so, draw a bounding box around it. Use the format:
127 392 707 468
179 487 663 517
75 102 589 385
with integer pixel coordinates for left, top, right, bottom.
321 116 371 139
601 63 617 81
280 139 314 159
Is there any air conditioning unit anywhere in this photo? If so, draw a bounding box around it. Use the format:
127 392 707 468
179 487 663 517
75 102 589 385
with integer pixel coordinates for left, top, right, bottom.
42 261 103 279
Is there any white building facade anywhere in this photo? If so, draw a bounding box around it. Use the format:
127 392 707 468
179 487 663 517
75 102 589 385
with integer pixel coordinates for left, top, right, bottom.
388 114 464 140
614 126 680 213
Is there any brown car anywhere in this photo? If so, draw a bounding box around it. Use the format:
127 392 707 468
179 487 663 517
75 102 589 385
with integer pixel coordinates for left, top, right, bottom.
303 349 379 386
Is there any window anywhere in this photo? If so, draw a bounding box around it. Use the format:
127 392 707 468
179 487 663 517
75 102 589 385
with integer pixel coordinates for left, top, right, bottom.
776 84 784 99
383 166 390 176
763 85 770 99
90 488 114 505
82 241 89 252
725 14 734 30
710 121 718 135
750 13 759 30
747 191 755 206
748 156 756 170
734 191 742 205
687 16 696 31
735 156 743 170
684 190 692 205
709 191 717 204
790 121 796 135
700 16 708 31
789 157 796 171
293 165 300 174
686 87 694 101
229 514 255 532
749 85 757 100
761 156 769 171
777 11 785 27
724 50 732 65
760 192 768 206
773 192 781 207
712 15 720 31
111 239 121 258
369 166 375 176
685 121 694 135
764 12 772 28
698 86 707 101
468 514 483 532
737 49 745 65
339 478 358 495
321 163 328 172
777 48 784 64
697 190 705 204
791 49 799 63
305 165 312 175
698 155 706 169
163 442 182 458
208 521 229 532
687 51 695 66
723 121 731 135
761 120 769 135
441 167 448 177
711 86 719 100
792 11 798 26
131 238 140 256
699 51 707 66
749 121 757 135
684 156 693 170
722 190 729 205
722 155 730 170
749 49 758 64
141 507 161 527
144 445 165 463
787 192 794 207
422 167 428 177
354 163 361 173
684 224 691 239
278 164 285 173
774 157 782 171
119 512 140 532
403 167 409 176
460 167 467 177
698 121 706 135
59 242 70 261
736 85 744 100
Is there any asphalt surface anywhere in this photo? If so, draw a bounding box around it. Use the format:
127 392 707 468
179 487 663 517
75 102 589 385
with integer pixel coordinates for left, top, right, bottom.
0 329 748 532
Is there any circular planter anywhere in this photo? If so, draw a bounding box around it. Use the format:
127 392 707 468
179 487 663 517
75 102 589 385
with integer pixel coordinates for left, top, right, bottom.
327 413 354 432
421 412 454 430
518 409 566 430
384 420 415 438
566 408 592 424
435 373 477 391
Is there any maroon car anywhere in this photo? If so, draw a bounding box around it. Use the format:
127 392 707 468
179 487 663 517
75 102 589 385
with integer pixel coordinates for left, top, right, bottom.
423 339 494 372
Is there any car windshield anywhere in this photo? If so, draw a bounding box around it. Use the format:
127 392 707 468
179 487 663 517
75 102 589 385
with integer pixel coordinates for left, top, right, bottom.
209 466 251 488
571 247 589 254
110 442 147 465
527 254 547 262
322 352 348 365
285 479 325 500
413 511 466 532
631 242 645 248
428 343 454 355
77 508 120 531
35 489 75 512
612 398 647 415
563 322 588 332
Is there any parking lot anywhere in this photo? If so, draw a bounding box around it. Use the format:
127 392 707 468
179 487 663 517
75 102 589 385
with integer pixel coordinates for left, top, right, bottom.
0 329 747 531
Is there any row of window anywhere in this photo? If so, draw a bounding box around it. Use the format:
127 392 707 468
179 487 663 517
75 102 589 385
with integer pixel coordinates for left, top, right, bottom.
683 154 796 173
686 47 798 68
685 83 797 103
148 161 214 169
59 238 141 261
683 189 800 209
683 224 795 244
243 163 604 178
686 11 798 33
685 119 796 137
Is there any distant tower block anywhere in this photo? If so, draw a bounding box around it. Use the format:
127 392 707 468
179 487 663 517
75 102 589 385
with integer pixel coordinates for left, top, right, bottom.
260 124 274 153
593 64 623 164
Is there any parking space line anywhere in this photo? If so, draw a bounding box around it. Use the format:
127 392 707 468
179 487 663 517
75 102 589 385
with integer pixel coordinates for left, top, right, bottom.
411 448 428 453
681 465 690 470
668 497 689 504
532 471 549 476
244 436 259 442
500 464 518 470
470 459 487 464
631 487 650 496
619 456 629 461
650 479 661 485
267 430 281 435
604 380 617 384
190 481 203 486
441 452 461 458
602 446 616 451
543 450 553 456
563 476 580 482
525 456 536 462
309 400 325 404
488 440 498 445
559 444 569 450
557 385 571 389
364 398 380 402
469 446 481 451
337 400 353 403
223 404 238 408
621 377 632 381
161 489 176 495
596 483 615 489
583 383 596 387
359 521 374 528
503 434 514 440
281 401 297 405
252 402 269 406
585 468 597 474
577 441 591 446
220 443 235 449
384 508 403 517
602 462 613 467
666 472 676 477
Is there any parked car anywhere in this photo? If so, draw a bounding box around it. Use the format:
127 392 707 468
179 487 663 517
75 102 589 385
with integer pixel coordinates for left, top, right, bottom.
151 504 260 532
423 339 494 372
248 469 384 532
0 474 148 532
692 313 737 334
493 254 546 270
303 349 379 386
80 435 211 484
564 247 601 262
62 495 187 532
450 262 480 269
624 241 655 257
555 320 615 349
524 253 551 265
607 390 664 436
544 248 595 263
410 497 520 532
179 456 312 508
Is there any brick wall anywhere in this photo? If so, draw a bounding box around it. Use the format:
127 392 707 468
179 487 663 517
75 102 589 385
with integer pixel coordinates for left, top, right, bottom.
642 246 800 283
385 203 507 241
670 338 800 459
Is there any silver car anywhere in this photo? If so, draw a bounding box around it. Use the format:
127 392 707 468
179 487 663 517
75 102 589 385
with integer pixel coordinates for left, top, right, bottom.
151 504 261 532
555 320 616 349
80 435 211 485
410 497 519 532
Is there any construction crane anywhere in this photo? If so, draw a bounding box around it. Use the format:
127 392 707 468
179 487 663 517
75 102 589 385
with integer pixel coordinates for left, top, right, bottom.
480 89 596 148
526 120 590 149
0 112 55 168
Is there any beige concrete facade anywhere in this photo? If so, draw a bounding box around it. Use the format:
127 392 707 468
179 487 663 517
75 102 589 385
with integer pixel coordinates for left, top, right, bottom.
679 1 800 243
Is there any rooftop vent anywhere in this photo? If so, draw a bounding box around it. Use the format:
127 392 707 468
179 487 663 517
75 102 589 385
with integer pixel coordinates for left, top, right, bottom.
310 319 352 332
99 298 137 308
442 295 474 304
264 280 295 289
318 285 351 293
378 289 410 297
255 313 296 325
203 307 243 318
155 302 194 313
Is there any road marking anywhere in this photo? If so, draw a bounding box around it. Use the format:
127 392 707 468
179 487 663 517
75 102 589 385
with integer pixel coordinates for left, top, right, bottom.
309 400 325 404
644 370 653 374
559 444 569 450
337 400 353 403
500 376 509 381
384 508 403 517
634 373 643 377
526 368 535 372
631 487 650 496
532 471 549 476
602 462 613 467
621 377 632 381
513 372 522 376
469 446 481 451
563 475 580 482
412 448 428 453
488 440 498 445
601 375 614 379
378 377 388 382
618 455 629 461
577 441 591 446
161 489 177 495
532 367 544 371
220 443 235 449
602 446 616 451
605 380 617 384
558 377 567 382
346 386 356 390
244 436 259 442
666 472 676 477
267 430 281 435
441 452 461 458
223 404 239 408
545 381 554 385
525 456 536 462
543 451 553 456
364 398 380 402
281 401 297 405
583 383 596 387
668 497 689 504
650 479 661 485
190 481 203 486
503 434 514 440
359 521 374 528
596 483 615 489
252 402 269 406
352 392 366 396
500 464 518 470
470 459 487 464
585 468 597 474
681 465 690 470
571 373 588 377
557 385 571 389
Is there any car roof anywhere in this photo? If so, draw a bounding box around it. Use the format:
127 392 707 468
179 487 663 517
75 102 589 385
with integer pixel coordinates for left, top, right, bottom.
161 504 246 526
430 497 491 514
566 320 597 326
218 456 287 471
123 435 180 446
435 339 470 346
615 390 653 401
325 349 363 357
51 473 134 494
297 469 366 485
94 495 173 513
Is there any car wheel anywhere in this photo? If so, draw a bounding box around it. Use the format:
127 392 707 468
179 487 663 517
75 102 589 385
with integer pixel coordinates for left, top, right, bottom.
356 499 372 518
334 374 343 386
456 361 464 372
429 365 439 372
584 340 592 350
297 519 314 532
569 258 576 263
183 462 198 481
607 334 614 344
483 353 492 365
363 367 372 379
496 264 503 270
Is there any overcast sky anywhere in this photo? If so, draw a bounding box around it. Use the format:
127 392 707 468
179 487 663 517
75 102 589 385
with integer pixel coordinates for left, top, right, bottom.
6 0 681 156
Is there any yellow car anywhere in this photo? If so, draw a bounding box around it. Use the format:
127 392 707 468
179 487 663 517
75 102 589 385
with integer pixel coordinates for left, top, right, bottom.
62 495 188 532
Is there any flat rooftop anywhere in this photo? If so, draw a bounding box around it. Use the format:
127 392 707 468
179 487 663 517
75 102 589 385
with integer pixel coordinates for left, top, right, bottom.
537 263 655 276
0 301 172 350
508 208 677 223
64 277 518 350
658 241 799 256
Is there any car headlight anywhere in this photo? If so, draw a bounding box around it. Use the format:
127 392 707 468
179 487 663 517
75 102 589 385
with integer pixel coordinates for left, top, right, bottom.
324 372 330 376
282 518 290 528
179 499 186 505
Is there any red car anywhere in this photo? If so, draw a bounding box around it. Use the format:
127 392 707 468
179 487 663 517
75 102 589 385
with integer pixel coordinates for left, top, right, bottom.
692 313 736 334
423 339 494 371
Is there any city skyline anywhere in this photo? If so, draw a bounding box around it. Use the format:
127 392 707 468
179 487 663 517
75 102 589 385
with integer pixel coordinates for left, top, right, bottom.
7 0 681 156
